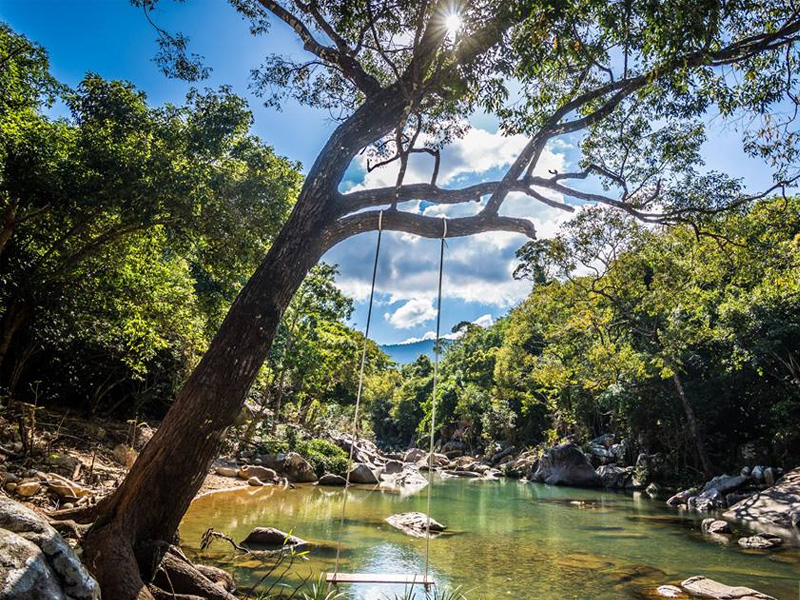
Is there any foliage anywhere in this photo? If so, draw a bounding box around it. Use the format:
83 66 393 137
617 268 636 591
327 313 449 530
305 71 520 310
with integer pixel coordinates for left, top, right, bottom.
295 438 348 476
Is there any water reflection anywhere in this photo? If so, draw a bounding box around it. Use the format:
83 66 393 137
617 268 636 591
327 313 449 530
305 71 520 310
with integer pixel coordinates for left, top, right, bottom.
181 478 799 599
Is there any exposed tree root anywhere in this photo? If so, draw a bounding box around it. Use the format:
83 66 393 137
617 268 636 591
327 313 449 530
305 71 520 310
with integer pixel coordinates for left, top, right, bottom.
46 501 102 524
151 546 237 600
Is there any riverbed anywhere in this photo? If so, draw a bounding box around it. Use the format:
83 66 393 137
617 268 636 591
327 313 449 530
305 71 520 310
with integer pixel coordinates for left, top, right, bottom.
180 477 800 599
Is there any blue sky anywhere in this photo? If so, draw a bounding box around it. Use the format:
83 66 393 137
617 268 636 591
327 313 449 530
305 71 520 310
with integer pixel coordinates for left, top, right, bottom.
0 0 780 345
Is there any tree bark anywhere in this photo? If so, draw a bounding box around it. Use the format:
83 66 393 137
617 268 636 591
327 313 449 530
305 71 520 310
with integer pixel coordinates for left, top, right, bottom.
671 371 714 476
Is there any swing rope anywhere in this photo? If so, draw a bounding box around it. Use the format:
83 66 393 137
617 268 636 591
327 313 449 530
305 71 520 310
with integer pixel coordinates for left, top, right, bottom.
424 218 446 582
332 210 383 579
331 213 447 588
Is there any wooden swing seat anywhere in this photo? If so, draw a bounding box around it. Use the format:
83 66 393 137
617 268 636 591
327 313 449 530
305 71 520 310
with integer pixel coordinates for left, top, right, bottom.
326 573 434 586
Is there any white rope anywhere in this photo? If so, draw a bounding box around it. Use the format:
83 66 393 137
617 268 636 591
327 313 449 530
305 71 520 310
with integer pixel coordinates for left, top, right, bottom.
424 217 447 586
333 211 383 577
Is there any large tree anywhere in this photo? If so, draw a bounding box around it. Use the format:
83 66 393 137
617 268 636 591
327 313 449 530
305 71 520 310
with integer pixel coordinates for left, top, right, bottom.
69 1 800 598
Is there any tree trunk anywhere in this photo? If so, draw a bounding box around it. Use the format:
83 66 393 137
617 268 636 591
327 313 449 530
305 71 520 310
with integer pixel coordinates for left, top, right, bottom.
0 299 32 382
82 200 334 600
671 371 714 476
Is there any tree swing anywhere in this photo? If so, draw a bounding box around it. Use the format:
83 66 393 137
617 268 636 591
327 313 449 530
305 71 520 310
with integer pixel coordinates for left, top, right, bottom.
326 211 447 591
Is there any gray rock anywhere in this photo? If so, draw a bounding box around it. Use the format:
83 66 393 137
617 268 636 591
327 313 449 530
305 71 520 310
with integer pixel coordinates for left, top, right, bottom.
646 483 661 498
737 534 783 549
241 527 308 548
318 473 347 486
694 488 723 512
656 585 685 598
724 466 800 528
763 467 775 487
403 448 426 463
348 463 379 484
666 489 695 507
530 443 601 487
702 474 748 495
751 465 764 483
283 453 317 483
681 576 775 599
597 465 630 488
382 460 404 475
385 512 445 538
740 466 751 478
0 497 100 600
215 466 239 478
247 476 266 486
701 519 730 534
238 465 277 482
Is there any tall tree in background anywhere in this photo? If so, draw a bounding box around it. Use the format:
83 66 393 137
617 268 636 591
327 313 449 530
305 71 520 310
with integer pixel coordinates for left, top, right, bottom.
65 1 800 597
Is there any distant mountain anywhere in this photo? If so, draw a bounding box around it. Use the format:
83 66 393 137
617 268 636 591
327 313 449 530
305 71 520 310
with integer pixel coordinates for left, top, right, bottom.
380 339 435 364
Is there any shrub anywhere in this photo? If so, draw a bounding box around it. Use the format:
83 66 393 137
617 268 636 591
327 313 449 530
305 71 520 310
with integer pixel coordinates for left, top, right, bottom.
296 438 348 476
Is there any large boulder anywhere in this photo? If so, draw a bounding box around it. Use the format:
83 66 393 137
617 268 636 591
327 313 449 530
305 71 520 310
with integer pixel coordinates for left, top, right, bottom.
241 527 309 549
348 463 379 484
724 466 800 528
596 465 631 489
702 474 749 495
701 519 730 535
238 465 277 482
318 473 347 486
681 576 775 599
385 512 445 538
283 453 317 483
380 467 428 493
403 448 426 463
737 534 783 549
0 497 100 600
530 443 601 487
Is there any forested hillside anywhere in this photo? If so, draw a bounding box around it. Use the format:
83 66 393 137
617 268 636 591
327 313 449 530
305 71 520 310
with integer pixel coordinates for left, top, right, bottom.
368 201 800 482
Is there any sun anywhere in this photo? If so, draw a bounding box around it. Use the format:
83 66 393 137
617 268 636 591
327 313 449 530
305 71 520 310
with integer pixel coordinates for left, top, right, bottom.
444 13 462 36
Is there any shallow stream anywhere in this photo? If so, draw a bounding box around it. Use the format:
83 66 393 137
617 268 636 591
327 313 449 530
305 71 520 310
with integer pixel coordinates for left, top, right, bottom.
180 478 800 599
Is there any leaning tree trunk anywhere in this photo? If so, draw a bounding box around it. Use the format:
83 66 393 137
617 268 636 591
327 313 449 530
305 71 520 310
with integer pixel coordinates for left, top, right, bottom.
82 200 333 600
671 371 714 476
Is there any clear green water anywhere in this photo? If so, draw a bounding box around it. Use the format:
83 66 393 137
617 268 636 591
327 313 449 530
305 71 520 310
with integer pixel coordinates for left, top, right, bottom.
180 478 800 599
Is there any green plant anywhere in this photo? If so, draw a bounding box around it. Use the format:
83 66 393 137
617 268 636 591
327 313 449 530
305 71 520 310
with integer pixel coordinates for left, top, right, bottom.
299 575 346 600
296 438 348 476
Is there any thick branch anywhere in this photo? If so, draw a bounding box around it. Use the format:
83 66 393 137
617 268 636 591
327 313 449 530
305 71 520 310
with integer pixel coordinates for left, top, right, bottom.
257 0 382 94
323 210 536 250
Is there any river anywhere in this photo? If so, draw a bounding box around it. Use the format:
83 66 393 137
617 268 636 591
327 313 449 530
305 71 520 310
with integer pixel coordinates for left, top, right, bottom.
180 477 800 599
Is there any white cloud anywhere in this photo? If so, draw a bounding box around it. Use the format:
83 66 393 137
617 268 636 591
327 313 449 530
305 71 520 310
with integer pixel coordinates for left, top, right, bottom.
384 298 437 329
396 312 496 345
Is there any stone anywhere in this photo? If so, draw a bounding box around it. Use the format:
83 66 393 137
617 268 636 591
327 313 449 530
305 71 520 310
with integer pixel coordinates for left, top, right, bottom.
382 460 404 475
283 452 317 483
385 512 445 538
657 584 685 598
215 466 239 478
348 463 379 484
0 497 100 600
530 443 601 487
667 489 696 507
381 467 428 492
247 477 265 486
5 482 17 493
241 527 308 548
763 467 775 487
702 474 748 495
45 453 80 475
681 576 776 599
238 465 277 482
695 488 724 512
318 473 347 486
737 534 783 549
701 519 730 534
646 483 661 498
740 466 751 478
403 448 426 463
724 466 800 529
597 465 630 489
751 465 764 483
15 480 41 498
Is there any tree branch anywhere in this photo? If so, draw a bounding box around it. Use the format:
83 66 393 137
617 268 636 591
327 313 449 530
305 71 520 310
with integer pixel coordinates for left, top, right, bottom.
322 210 536 250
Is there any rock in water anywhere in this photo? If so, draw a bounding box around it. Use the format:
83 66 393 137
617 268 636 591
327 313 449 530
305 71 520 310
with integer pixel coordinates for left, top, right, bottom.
348 463 379 484
701 519 730 534
0 497 100 600
318 473 347 486
724 466 800 528
238 465 277 482
681 576 776 599
385 512 445 538
656 585 686 598
530 443 601 487
241 527 309 548
283 453 317 483
737 534 783 549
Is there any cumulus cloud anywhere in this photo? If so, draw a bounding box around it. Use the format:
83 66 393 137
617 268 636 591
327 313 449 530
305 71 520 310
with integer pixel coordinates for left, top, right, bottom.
384 298 437 329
